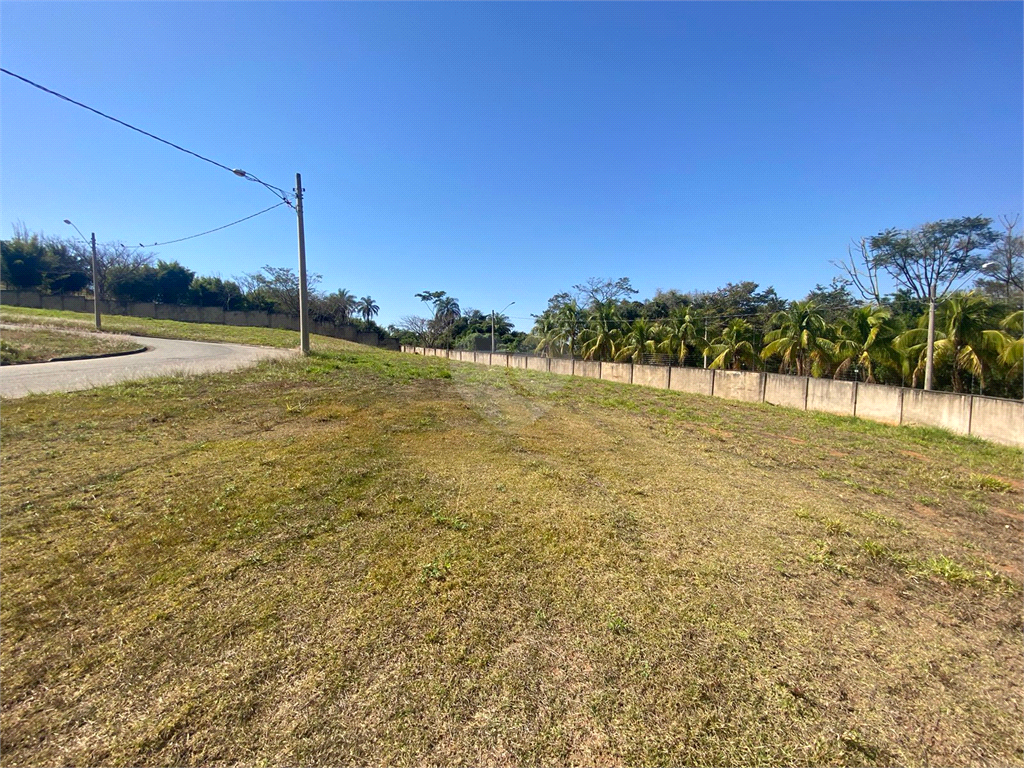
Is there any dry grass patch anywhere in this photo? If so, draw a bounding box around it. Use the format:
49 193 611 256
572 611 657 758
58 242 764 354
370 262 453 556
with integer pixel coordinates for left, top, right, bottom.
0 325 144 364
2 347 1022 767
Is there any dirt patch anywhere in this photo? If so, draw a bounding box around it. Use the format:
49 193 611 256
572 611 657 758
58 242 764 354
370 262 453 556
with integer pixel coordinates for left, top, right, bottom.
900 450 929 461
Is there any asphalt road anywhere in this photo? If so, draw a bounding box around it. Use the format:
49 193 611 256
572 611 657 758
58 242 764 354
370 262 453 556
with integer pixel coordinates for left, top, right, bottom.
0 335 296 399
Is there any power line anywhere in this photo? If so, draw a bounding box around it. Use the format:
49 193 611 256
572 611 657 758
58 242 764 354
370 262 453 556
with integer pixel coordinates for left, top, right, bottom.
0 67 292 206
136 201 288 248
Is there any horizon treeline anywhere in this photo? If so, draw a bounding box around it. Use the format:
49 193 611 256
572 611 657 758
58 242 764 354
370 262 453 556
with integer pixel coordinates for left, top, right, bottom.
0 224 384 332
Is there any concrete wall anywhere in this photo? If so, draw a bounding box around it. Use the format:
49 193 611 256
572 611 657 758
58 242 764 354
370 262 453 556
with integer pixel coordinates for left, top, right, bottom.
601 361 633 384
902 389 972 435
806 379 857 417
970 396 1024 447
473 351 491 366
549 358 574 376
64 295 87 313
855 383 903 425
713 370 763 402
669 367 714 396
403 345 1022 448
632 364 669 390
764 373 808 410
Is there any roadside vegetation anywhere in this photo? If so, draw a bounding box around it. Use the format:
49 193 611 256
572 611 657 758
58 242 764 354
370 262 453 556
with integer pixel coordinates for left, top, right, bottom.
0 224 387 334
1 318 1021 767
0 325 144 365
400 217 1023 400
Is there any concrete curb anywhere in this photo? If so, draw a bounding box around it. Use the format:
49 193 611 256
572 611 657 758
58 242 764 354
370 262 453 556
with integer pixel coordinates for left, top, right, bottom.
40 345 150 364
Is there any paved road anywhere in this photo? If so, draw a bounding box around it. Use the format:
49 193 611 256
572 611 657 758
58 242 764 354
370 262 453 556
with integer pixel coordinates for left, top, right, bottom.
0 335 296 398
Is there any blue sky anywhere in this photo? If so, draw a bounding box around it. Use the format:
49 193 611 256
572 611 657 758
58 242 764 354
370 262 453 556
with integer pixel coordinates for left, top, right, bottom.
2 1 1021 329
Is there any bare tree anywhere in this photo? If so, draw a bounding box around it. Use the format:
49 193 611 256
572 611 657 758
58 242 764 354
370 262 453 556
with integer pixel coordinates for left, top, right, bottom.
572 277 638 307
831 239 884 305
975 214 1023 305
398 315 433 346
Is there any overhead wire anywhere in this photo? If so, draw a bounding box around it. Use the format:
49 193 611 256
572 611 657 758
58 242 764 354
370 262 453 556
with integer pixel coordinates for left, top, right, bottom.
0 67 293 206
135 201 288 248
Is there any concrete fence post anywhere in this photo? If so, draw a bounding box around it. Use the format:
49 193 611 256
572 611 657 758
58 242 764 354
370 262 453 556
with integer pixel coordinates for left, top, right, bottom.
710 369 716 397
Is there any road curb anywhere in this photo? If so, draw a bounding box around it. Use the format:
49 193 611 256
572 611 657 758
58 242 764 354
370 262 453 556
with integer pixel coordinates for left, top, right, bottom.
42 346 150 364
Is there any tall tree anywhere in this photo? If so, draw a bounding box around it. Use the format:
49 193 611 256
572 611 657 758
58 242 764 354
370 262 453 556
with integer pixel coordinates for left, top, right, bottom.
867 217 999 389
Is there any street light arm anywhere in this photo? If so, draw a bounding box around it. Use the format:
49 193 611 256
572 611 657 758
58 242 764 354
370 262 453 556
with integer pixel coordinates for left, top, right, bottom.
63 219 88 243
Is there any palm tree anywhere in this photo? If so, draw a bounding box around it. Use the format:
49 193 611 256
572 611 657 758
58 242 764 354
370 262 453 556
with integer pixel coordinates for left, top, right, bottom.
532 313 560 357
760 300 831 377
827 305 901 383
996 310 1023 381
708 319 759 371
657 307 703 366
579 302 622 361
357 296 379 323
555 301 586 358
326 289 357 322
896 292 1000 392
615 318 661 363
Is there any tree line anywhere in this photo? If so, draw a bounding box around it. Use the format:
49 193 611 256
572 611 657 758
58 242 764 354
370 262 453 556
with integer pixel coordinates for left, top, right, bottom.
399 216 1022 399
0 224 386 333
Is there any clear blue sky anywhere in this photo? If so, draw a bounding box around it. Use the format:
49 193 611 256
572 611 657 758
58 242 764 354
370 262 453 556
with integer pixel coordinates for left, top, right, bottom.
2 1 1021 329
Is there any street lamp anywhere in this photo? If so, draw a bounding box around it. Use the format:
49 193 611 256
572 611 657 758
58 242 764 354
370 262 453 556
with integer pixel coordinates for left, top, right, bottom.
491 301 514 354
63 219 101 330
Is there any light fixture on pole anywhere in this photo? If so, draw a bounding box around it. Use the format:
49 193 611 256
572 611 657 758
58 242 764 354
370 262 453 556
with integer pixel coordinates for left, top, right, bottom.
63 219 101 330
492 301 515 354
231 168 309 355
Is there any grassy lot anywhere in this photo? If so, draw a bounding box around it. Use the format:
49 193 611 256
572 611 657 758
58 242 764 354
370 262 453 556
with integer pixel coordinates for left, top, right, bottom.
1 314 1022 767
0 325 145 365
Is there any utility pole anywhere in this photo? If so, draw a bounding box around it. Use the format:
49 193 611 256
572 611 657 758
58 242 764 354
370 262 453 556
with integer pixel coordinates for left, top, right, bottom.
90 232 101 330
491 301 514 354
294 172 310 355
924 283 936 391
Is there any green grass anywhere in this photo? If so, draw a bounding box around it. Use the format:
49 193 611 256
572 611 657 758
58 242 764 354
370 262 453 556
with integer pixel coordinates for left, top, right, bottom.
0 325 144 364
0 305 323 350
1 310 1023 767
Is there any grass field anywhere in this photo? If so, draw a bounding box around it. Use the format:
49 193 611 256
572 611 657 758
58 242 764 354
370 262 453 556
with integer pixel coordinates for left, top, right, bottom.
1 311 1022 766
0 324 145 365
